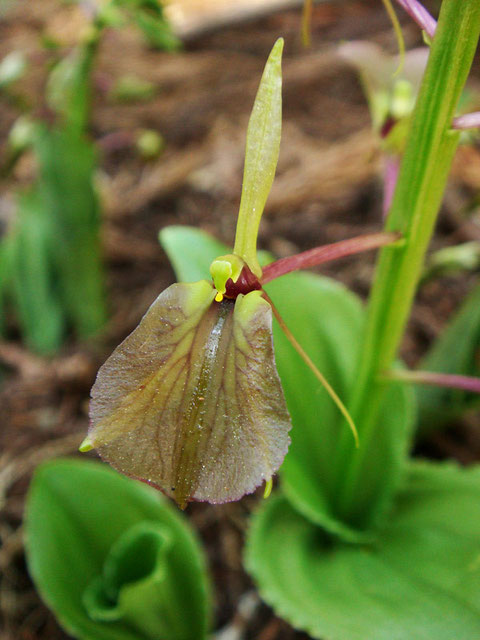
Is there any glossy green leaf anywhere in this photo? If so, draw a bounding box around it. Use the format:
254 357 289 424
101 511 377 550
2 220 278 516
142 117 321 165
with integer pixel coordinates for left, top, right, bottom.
159 226 415 540
233 38 283 276
246 460 480 640
89 280 291 507
25 458 210 640
417 281 480 434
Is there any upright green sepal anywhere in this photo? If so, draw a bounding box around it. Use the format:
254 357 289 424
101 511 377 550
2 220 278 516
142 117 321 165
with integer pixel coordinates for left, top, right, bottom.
233 38 283 276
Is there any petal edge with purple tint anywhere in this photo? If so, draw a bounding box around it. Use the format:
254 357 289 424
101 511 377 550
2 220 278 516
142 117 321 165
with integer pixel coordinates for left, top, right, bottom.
89 281 291 508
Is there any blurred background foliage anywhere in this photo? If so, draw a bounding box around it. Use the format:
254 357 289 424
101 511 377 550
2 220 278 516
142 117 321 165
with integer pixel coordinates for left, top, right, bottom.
0 0 178 354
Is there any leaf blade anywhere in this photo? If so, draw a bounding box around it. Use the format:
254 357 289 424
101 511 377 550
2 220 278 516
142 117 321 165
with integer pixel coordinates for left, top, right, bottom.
246 461 480 640
25 458 211 640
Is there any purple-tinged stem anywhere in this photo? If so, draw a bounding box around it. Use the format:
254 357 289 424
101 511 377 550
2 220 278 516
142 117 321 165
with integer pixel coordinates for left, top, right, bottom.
384 369 480 394
452 112 480 130
395 0 437 39
261 231 402 284
383 155 400 218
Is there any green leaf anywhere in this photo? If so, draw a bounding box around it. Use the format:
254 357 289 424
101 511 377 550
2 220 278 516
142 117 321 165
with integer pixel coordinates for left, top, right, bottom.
160 226 228 283
25 458 211 640
112 0 180 51
89 280 291 507
245 460 480 640
3 125 106 353
34 126 107 339
267 273 416 540
0 229 17 337
159 226 415 540
416 281 480 434
11 190 65 353
135 11 180 51
46 36 97 132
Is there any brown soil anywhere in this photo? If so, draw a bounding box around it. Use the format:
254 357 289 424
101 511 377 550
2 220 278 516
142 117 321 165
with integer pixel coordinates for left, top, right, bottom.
1 1 479 638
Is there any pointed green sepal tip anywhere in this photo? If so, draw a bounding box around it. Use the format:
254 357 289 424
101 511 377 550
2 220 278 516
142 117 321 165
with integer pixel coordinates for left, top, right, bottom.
233 37 283 277
79 436 94 452
263 478 273 499
209 254 245 298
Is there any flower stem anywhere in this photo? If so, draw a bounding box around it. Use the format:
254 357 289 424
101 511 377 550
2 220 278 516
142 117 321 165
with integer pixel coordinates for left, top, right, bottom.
261 231 401 284
383 369 480 394
334 0 480 524
452 112 480 130
395 0 437 38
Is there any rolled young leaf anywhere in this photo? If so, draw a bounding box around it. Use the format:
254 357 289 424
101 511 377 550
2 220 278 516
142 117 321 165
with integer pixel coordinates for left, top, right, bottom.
89 280 291 508
25 459 211 640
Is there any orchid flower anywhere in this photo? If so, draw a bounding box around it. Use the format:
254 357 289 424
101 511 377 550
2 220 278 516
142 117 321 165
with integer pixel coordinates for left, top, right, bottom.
339 41 429 215
81 40 400 509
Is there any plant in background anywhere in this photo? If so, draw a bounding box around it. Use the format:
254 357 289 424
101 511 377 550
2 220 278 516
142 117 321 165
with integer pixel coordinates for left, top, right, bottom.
340 0 480 436
25 458 211 640
82 39 400 509
338 41 429 215
0 0 178 354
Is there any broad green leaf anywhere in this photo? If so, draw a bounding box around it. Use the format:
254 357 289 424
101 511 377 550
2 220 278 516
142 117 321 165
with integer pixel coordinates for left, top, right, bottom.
233 38 283 276
268 273 415 540
89 280 291 507
25 458 210 640
245 460 480 640
159 226 415 540
417 281 480 434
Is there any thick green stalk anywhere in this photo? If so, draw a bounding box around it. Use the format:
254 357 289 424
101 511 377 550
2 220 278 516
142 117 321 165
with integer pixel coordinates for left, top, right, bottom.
335 0 480 521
